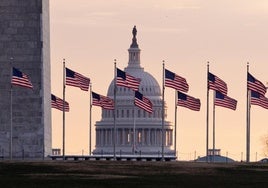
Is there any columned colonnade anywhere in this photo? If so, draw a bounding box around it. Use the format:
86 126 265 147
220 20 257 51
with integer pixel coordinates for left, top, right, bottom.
96 128 173 147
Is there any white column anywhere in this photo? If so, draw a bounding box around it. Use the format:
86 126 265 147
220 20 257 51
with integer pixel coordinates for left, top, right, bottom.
142 129 145 146
100 129 103 146
110 129 113 146
105 129 108 146
148 129 151 146
122 128 125 145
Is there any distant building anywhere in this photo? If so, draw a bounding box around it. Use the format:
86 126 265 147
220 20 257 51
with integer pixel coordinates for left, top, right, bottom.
195 149 235 163
93 26 174 156
52 148 61 156
0 0 51 159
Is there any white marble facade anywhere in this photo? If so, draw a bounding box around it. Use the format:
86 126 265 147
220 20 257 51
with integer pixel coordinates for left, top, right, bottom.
93 27 174 156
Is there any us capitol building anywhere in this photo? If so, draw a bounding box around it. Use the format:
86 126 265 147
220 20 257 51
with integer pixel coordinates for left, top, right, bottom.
93 26 174 156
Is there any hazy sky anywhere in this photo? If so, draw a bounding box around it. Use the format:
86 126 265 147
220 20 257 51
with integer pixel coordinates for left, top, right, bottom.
50 0 268 161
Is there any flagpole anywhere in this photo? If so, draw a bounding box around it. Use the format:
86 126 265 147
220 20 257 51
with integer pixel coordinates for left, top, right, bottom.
212 90 216 163
206 61 209 162
89 83 92 155
246 62 250 162
62 58 66 160
113 59 117 160
174 90 178 158
162 61 165 161
133 106 136 155
10 57 13 160
10 81 13 160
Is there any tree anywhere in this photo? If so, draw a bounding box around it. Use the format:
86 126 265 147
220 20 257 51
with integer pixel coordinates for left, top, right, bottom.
262 133 268 157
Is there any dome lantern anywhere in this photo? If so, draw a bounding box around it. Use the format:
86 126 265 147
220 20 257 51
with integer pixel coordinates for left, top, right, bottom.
127 26 142 69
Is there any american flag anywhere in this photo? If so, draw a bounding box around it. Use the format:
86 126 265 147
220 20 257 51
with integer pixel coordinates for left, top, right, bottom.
177 91 201 111
51 94 70 112
66 68 90 91
208 72 227 95
134 91 153 113
250 91 268 109
92 92 114 110
247 72 266 96
214 91 237 110
11 67 33 89
165 69 189 92
116 68 140 91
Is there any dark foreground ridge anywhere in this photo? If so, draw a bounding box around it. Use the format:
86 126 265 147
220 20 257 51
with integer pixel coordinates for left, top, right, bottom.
0 160 268 188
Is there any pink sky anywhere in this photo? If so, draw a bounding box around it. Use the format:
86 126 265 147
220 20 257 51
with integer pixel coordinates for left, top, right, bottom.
50 0 268 161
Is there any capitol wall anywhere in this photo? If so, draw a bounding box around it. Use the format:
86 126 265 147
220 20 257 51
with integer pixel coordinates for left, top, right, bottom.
0 0 51 158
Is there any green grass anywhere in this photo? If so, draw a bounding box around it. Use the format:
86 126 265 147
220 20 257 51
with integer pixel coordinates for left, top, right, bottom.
0 161 268 188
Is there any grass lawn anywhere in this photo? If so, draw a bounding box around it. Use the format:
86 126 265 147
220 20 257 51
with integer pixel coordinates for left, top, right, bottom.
0 160 268 188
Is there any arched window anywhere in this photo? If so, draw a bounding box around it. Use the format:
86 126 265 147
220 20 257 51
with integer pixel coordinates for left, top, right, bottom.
121 109 124 118
138 130 142 144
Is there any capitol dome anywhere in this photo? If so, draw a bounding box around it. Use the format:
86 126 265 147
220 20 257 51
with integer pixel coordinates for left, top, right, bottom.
107 69 161 97
93 26 174 156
